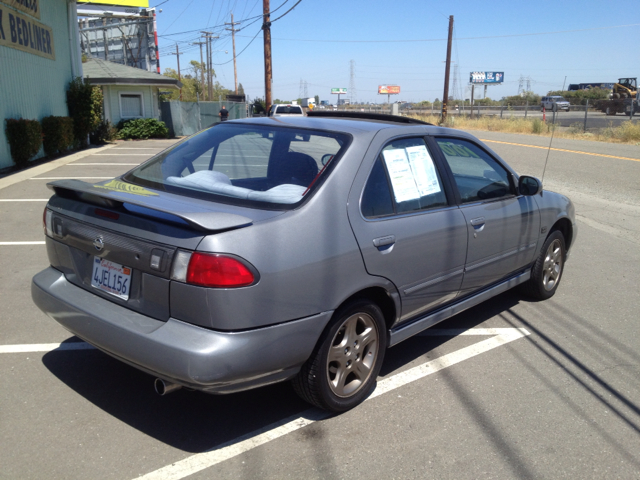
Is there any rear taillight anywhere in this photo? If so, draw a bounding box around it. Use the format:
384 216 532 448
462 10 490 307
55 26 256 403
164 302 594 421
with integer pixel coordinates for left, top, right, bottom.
171 251 256 288
187 253 255 287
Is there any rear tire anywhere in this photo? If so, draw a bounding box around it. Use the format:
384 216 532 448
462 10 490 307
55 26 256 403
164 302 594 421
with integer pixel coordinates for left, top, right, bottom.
520 230 566 300
293 299 387 412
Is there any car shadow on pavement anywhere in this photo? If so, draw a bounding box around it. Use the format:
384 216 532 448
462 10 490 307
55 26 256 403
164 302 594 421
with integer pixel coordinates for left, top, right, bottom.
41 289 523 453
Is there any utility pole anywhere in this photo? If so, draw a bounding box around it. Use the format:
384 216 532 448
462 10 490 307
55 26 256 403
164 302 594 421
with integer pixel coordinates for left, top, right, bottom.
263 0 273 111
441 15 454 124
170 44 182 100
192 41 206 100
225 13 240 95
201 32 218 100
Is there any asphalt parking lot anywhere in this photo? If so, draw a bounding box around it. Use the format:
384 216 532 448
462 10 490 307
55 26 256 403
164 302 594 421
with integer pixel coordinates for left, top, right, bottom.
1 133 639 479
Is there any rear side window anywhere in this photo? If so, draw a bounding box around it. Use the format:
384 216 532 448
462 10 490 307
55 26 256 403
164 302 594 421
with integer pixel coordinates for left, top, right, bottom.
361 138 446 218
435 138 514 203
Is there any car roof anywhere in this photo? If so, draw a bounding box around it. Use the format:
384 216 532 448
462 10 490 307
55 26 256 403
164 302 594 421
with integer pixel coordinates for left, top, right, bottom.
226 113 472 138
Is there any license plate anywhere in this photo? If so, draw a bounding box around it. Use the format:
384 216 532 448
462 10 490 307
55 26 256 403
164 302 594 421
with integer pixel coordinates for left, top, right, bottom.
91 257 131 300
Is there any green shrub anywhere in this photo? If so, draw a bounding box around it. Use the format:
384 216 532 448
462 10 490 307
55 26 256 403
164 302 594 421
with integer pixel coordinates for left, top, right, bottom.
90 120 118 144
67 77 102 147
41 116 74 156
5 118 42 167
117 118 169 139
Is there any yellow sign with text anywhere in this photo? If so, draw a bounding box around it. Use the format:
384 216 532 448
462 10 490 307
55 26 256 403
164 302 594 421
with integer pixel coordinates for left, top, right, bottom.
80 0 149 7
1 0 39 19
0 6 54 59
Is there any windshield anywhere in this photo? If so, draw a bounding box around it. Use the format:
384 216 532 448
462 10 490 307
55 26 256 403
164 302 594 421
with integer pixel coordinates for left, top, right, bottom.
123 123 349 208
554 97 567 102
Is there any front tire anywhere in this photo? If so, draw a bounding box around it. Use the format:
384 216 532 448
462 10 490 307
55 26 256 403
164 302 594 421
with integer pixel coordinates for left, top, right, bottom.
521 230 566 300
293 299 387 412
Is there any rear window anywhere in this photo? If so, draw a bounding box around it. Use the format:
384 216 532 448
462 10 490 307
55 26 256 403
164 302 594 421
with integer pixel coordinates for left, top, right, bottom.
124 123 349 208
275 106 303 114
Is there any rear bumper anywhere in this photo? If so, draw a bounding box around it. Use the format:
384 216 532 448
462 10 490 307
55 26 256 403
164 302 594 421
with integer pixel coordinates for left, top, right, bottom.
32 267 332 393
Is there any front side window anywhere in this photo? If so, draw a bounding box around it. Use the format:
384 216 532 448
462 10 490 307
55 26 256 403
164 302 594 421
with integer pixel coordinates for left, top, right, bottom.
125 124 349 208
361 138 446 218
435 137 513 203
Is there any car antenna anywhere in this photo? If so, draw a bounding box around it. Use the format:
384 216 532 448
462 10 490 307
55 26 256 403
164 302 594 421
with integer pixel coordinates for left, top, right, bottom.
541 76 567 184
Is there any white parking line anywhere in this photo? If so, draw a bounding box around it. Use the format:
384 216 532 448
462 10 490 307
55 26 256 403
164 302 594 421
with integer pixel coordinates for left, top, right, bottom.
0 241 45 245
132 327 530 480
0 342 94 353
93 154 155 156
68 163 140 166
0 199 49 201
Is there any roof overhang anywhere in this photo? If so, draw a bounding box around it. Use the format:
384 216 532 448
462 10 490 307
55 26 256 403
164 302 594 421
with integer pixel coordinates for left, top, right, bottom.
86 78 183 89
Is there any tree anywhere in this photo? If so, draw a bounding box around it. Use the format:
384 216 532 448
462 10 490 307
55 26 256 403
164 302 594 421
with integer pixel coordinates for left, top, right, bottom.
238 83 245 96
162 68 230 102
314 95 320 105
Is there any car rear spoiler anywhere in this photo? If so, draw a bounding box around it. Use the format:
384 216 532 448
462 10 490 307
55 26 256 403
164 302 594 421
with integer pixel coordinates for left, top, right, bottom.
47 179 253 232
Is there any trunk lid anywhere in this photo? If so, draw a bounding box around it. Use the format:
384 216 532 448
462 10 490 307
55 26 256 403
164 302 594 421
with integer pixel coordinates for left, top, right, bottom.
44 179 283 321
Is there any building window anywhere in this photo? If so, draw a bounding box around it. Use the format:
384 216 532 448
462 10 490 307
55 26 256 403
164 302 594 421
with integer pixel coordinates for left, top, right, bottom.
120 93 144 118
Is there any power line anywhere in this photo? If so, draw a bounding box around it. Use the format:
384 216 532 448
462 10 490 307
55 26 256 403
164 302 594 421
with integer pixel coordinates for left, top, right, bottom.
233 22 640 44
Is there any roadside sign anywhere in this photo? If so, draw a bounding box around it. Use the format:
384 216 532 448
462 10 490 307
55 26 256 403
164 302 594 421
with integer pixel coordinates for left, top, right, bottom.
470 72 504 84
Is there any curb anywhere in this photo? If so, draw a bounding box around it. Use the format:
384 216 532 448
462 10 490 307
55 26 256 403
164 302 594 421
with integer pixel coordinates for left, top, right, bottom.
0 143 118 191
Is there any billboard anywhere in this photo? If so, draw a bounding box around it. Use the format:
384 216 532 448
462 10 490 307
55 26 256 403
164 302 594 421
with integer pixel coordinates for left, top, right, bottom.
378 85 400 94
331 88 347 94
79 0 149 6
470 72 504 84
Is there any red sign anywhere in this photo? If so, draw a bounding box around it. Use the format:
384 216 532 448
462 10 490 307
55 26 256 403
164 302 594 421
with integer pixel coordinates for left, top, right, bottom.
378 85 400 94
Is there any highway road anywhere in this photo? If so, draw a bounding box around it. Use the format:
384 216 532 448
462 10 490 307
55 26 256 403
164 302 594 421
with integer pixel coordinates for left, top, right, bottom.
1 131 638 479
409 106 640 129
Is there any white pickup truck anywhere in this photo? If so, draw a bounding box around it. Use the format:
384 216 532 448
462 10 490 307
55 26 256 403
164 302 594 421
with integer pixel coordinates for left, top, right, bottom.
267 104 304 116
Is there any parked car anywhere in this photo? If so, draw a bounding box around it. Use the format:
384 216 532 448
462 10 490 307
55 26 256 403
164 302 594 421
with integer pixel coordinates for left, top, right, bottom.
32 112 576 412
541 96 570 112
267 104 304 116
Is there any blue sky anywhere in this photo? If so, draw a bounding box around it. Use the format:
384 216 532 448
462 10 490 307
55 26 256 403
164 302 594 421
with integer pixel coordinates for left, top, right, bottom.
152 0 639 103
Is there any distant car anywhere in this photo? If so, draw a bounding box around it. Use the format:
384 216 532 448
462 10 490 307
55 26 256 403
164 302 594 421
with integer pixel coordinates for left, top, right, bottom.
541 96 570 112
32 112 576 413
267 104 304 116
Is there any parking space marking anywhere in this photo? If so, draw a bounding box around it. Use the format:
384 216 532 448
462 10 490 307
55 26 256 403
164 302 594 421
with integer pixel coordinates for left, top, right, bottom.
0 241 45 245
132 327 530 480
93 154 156 156
0 342 94 353
480 138 640 163
68 163 141 166
0 199 48 202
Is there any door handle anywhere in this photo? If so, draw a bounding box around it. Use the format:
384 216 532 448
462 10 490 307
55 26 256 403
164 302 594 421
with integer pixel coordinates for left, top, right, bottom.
470 217 485 233
373 235 396 247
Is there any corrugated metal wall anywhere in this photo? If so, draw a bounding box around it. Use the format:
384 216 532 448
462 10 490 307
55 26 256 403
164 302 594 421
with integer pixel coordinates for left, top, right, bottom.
0 0 74 169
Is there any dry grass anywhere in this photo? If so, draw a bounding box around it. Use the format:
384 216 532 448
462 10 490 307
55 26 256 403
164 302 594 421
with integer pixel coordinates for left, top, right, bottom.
410 114 640 145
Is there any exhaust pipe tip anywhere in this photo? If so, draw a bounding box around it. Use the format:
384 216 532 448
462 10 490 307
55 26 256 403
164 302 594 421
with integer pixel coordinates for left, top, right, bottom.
154 378 182 396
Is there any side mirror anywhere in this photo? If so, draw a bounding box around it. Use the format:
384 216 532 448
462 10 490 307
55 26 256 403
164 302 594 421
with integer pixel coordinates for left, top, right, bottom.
518 175 543 196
